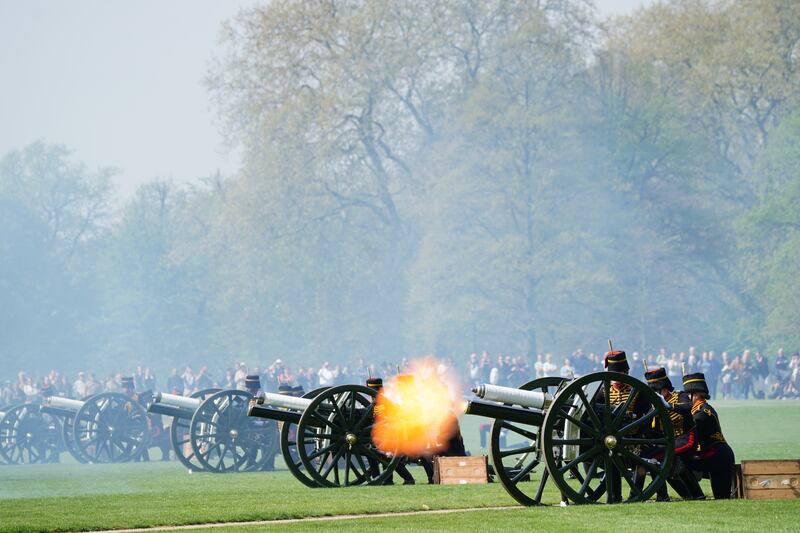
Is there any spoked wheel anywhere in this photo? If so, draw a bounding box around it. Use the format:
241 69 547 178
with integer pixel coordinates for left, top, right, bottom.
297 384 400 487
61 415 86 463
190 390 275 473
169 388 220 472
0 404 61 464
0 409 8 465
542 372 675 504
279 387 328 487
489 377 566 505
73 393 151 463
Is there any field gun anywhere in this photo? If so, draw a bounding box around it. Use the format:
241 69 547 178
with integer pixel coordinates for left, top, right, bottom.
40 393 150 463
0 403 61 465
148 381 278 473
464 372 676 505
248 384 401 487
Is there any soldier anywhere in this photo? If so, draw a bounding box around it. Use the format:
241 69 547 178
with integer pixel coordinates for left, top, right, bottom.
603 350 651 418
682 372 735 499
589 349 651 502
644 367 705 500
246 374 279 471
120 376 169 461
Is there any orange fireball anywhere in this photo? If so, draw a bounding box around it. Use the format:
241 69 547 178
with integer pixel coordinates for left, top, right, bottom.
372 357 462 457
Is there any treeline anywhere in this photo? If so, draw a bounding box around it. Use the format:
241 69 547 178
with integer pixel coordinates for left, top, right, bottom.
1 0 798 376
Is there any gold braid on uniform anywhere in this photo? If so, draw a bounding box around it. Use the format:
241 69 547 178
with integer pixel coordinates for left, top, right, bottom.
653 391 685 437
608 383 637 412
690 399 705 415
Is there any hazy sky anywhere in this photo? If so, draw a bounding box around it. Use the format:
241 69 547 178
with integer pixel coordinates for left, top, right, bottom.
0 0 651 199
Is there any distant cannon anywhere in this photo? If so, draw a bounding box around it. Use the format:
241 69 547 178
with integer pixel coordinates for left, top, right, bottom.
0 404 61 465
41 393 150 463
248 384 400 487
464 372 676 505
148 381 279 473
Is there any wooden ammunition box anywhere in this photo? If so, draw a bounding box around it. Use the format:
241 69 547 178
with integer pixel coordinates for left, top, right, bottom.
741 460 800 500
433 455 488 485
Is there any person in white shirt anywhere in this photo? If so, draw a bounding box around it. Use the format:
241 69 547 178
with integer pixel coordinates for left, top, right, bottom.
543 354 557 376
317 362 337 386
73 372 87 398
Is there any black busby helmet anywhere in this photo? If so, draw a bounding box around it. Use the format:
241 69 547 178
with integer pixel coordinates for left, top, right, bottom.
120 376 135 390
245 374 261 391
277 384 293 394
604 351 629 373
644 367 672 391
40 385 55 397
683 373 709 397
366 377 383 391
291 385 305 397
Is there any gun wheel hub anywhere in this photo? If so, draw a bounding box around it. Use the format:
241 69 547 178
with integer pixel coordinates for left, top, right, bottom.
345 433 357 445
604 435 617 450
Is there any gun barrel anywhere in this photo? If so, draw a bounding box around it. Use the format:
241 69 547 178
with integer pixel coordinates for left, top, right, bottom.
463 399 545 426
247 404 302 424
472 384 552 410
154 392 202 410
256 392 313 411
43 396 84 412
147 401 194 419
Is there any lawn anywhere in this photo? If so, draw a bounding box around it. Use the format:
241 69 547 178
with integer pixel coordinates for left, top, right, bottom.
0 400 798 532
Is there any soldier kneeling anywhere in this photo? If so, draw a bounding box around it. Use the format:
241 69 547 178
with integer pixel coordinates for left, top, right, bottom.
682 373 736 499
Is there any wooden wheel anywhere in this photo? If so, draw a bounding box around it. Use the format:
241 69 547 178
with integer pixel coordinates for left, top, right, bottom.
489 377 566 505
541 372 675 504
73 393 150 463
279 387 328 487
169 388 220 472
0 404 61 464
297 384 400 487
190 390 276 473
60 414 87 463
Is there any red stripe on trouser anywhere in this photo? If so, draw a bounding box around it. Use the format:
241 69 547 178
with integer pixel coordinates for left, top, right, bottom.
675 430 696 455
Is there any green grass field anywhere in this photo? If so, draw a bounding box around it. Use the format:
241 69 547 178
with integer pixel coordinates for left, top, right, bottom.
1 400 799 532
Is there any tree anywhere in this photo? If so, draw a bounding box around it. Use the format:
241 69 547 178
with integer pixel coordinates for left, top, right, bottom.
0 142 113 259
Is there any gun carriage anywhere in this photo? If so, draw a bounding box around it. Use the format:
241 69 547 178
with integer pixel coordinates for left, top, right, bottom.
248 384 401 487
147 387 278 473
0 403 61 465
41 393 150 463
465 372 676 505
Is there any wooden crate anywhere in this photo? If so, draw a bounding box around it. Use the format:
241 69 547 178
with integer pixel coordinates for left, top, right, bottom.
741 460 800 500
433 455 488 485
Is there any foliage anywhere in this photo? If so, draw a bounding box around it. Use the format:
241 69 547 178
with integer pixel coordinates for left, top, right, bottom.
2 0 800 374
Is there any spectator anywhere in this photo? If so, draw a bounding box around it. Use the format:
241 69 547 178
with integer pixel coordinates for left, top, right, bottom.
317 362 337 386
73 372 87 398
560 358 575 379
167 368 183 394
181 366 196 395
86 373 101 396
543 354 557 376
534 354 544 379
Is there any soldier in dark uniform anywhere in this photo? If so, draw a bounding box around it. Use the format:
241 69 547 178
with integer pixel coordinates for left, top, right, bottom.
682 372 735 499
589 350 651 502
121 376 169 461
245 374 279 471
643 367 705 500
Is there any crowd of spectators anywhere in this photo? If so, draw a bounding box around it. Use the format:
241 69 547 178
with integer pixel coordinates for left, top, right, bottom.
2 346 799 409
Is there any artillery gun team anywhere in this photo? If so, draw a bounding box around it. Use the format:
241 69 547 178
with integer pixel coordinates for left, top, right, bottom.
0 343 737 505
463 346 736 504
